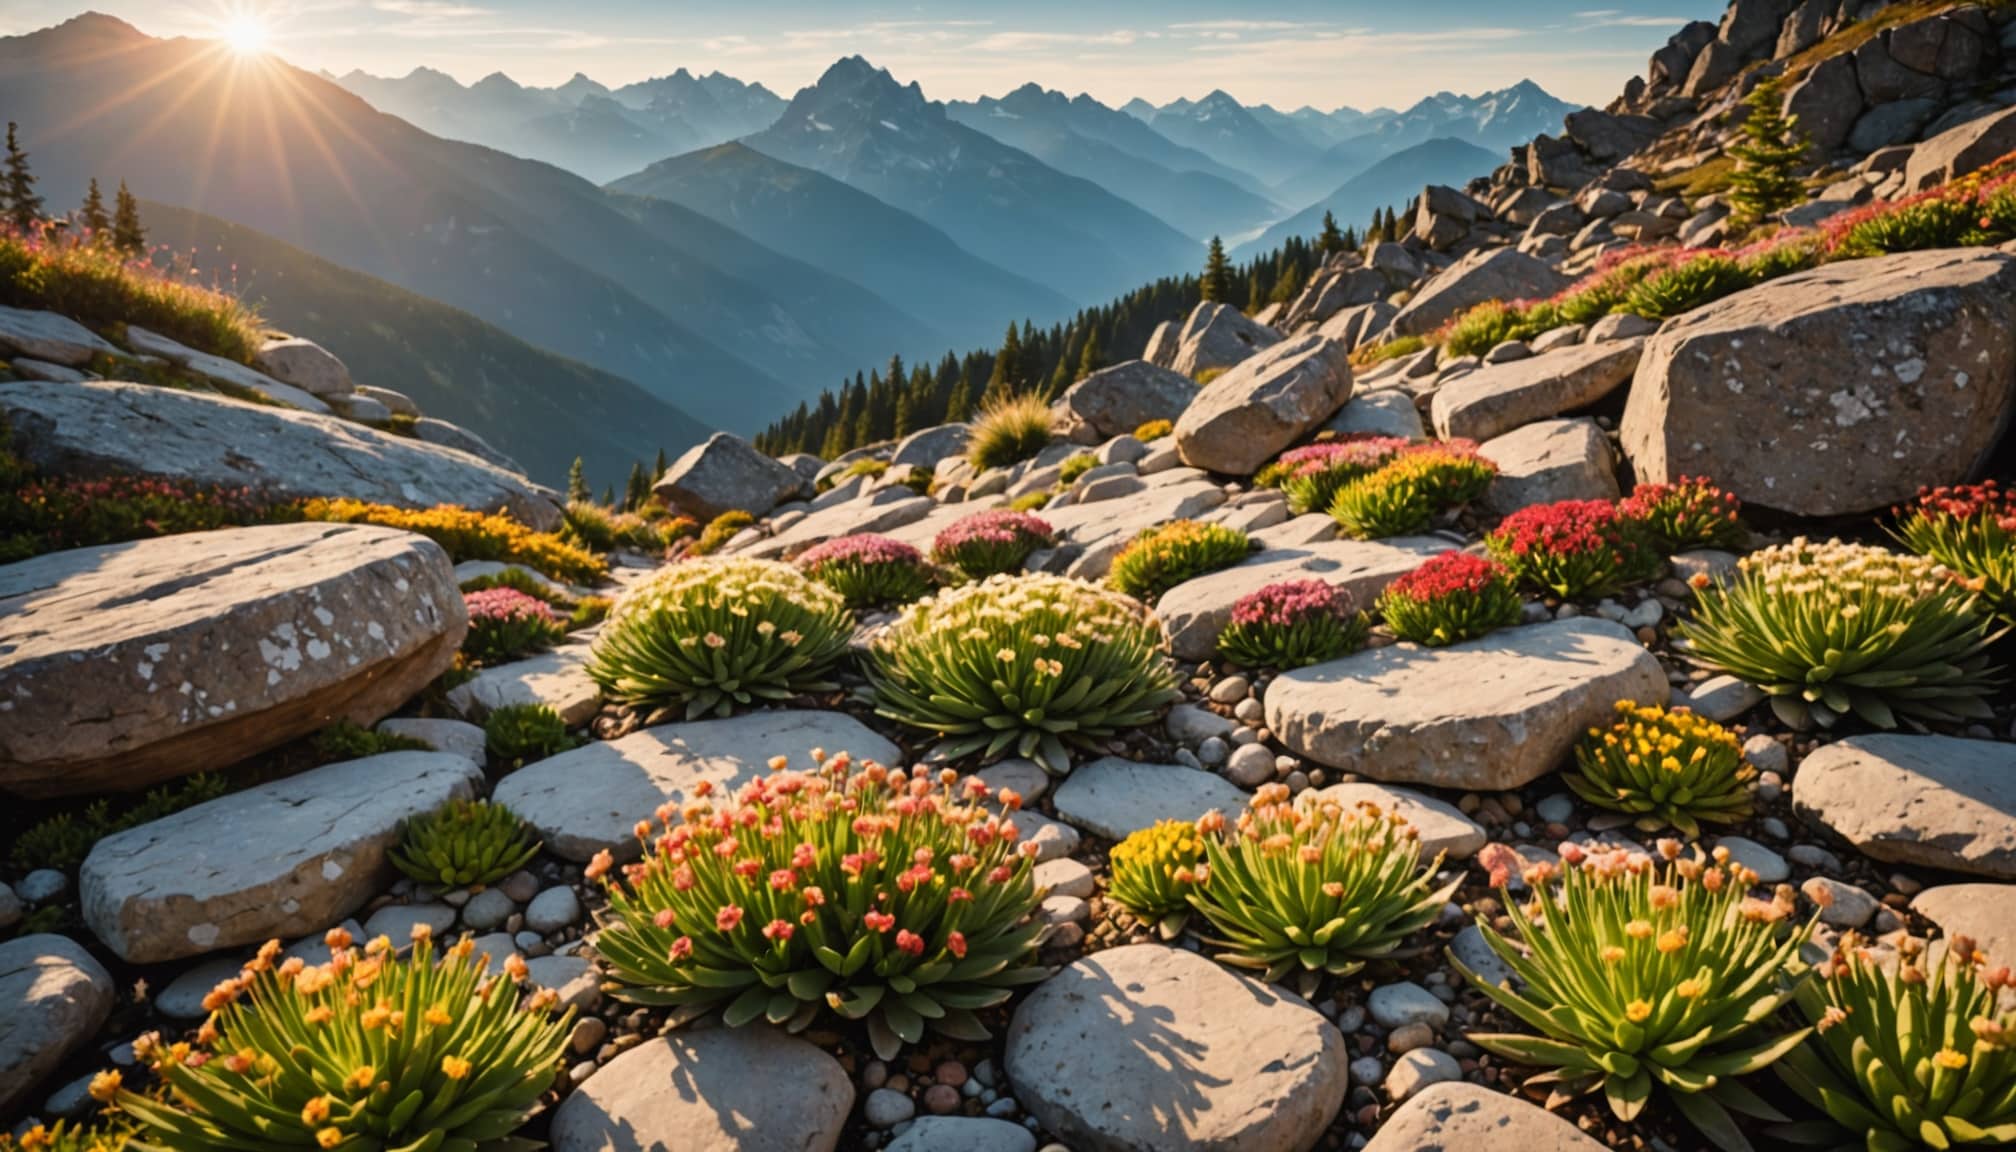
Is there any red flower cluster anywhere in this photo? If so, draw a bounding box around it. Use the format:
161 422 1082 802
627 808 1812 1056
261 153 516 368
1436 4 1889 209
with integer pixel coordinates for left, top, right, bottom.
796 533 926 570
1229 579 1352 628
1620 476 1744 551
3 472 275 560
1491 500 1632 559
1384 551 1511 603
463 586 561 625
1903 480 2016 530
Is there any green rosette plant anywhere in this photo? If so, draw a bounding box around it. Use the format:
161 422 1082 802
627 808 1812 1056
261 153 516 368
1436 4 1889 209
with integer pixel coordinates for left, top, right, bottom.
864 573 1181 775
1107 819 1205 939
1268 437 1410 516
587 558 854 720
1675 538 2005 729
1565 701 1754 837
932 510 1056 580
1329 443 1496 540
1487 498 1655 600
794 533 935 609
1377 551 1524 647
106 927 571 1152
1215 579 1369 669
1622 477 1746 553
1185 786 1458 994
391 798 542 889
1774 933 2016 1151
1891 481 2016 625
1106 520 1251 602
590 752 1047 1061
483 703 579 770
1457 842 1816 1152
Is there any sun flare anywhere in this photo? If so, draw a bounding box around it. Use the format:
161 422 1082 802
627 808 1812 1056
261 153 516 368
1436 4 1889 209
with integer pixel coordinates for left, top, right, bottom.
220 14 270 56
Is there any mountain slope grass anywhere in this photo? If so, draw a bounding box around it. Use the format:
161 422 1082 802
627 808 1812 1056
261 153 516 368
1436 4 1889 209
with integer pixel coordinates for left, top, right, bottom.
0 224 262 361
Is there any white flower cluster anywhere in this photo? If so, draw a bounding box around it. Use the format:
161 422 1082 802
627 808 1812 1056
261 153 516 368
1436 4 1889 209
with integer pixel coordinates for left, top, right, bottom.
610 557 848 628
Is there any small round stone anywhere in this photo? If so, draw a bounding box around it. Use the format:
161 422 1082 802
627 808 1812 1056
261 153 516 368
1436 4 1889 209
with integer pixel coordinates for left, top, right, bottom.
865 1087 917 1129
1387 1022 1435 1053
16 869 67 904
1225 742 1276 787
923 1084 961 1115
1368 982 1449 1031
1196 736 1229 767
1385 1048 1462 1102
1210 676 1250 704
460 887 516 931
525 886 582 934
934 1061 968 1088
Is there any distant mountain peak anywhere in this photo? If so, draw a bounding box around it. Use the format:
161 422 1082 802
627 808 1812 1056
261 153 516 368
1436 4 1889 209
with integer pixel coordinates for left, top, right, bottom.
472 71 523 92
33 11 146 46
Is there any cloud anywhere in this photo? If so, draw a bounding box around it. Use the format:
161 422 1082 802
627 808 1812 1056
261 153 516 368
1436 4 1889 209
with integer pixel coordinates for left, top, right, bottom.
372 0 491 15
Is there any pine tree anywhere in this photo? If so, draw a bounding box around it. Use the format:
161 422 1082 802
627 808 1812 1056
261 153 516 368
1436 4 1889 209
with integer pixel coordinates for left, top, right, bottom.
601 483 615 506
111 181 145 255
1268 261 1304 306
566 457 590 503
623 461 650 510
1075 326 1103 380
654 447 668 478
79 178 110 240
3 123 42 233
1200 236 1233 303
983 322 1024 403
1727 74 1809 229
1317 210 1345 256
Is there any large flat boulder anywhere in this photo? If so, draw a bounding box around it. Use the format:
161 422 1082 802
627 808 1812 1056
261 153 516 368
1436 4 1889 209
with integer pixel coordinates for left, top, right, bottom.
1169 302 1282 378
1620 250 2016 517
80 751 483 963
654 432 807 522
493 711 898 862
0 523 466 798
444 643 600 726
1794 735 2016 880
1324 388 1425 440
0 934 114 1115
0 379 562 529
0 305 120 365
1913 884 2016 969
551 1028 852 1152
1157 537 1453 661
410 417 525 476
1903 105 2016 192
1480 417 1620 515
1364 1083 1607 1152
1174 334 1354 475
1431 340 1644 443
1051 758 1251 840
889 422 972 470
1265 618 1668 791
1006 944 1347 1152
123 325 332 414
742 489 936 560
1391 249 1572 338
1058 361 1200 438
1045 480 1229 580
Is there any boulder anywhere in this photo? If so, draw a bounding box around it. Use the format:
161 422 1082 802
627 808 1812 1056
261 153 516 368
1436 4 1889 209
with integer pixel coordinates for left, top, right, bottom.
355 383 420 417
0 935 113 1116
1007 944 1347 1152
1480 418 1621 515
444 643 600 727
1314 783 1486 859
253 336 353 396
1157 537 1452 661
123 326 332 413
1719 0 1800 56
1413 185 1486 250
1850 99 1940 154
1648 21 1719 93
743 489 936 560
1058 361 1200 438
889 422 972 470
1391 249 1572 338
654 432 808 522
1044 480 1230 579
1431 339 1644 443
1317 300 1399 352
1283 266 1390 329
1788 54 1865 154
1913 884 2016 968
0 379 562 529
1266 618 1668 791
1365 1083 1608 1152
1143 320 1180 369
1794 735 2016 880
0 523 466 798
81 751 483 962
1620 250 2016 517
551 1028 852 1152
326 391 391 423
494 711 898 862
1169 302 1282 379
411 417 524 475
1050 758 1252 840
1174 334 1354 475
0 305 119 365
1325 389 1426 441
1903 104 2016 192
887 1118 1037 1152
1564 109 1661 161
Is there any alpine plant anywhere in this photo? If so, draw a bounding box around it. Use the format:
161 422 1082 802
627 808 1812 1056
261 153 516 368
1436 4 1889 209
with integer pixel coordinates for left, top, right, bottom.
1329 443 1496 540
590 752 1047 1061
1457 842 1816 1152
586 558 854 720
1185 787 1458 994
104 927 571 1152
932 510 1056 581
1775 933 2016 1151
794 533 935 609
1377 551 1523 647
1891 481 2016 625
1622 477 1746 553
460 587 568 667
1487 499 1655 600
391 798 543 890
1105 519 1252 602
1566 702 1754 837
864 574 1181 775
1675 538 2004 729
1106 819 1206 939
1215 579 1369 669
1269 437 1411 516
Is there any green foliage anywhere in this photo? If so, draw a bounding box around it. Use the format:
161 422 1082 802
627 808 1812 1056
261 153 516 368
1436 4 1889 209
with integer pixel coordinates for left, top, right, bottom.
1444 299 1546 358
819 457 888 492
1565 702 1754 837
0 226 263 365
1216 579 1370 670
559 500 673 554
0 470 278 562
569 595 613 631
1329 445 1496 541
1057 452 1098 486
1357 335 1428 366
111 929 572 1151
1738 234 1824 280
1457 846 1815 1152
866 574 1181 775
1201 235 1234 303
1622 477 1747 553
592 753 1046 1061
1377 552 1525 648
1775 936 2016 1152
1106 520 1251 602
4 122 44 232
586 558 854 720
460 567 568 607
1188 787 1457 992
10 774 227 873
0 1118 134 1152
310 720 432 762
1727 74 1811 228
1891 482 2016 625
1676 539 2004 729
1107 820 1203 938
391 798 541 889
1007 491 1052 514
483 703 579 770
1133 419 1172 442
1276 439 1410 516
690 510 755 557
967 393 1054 472
1623 255 1754 321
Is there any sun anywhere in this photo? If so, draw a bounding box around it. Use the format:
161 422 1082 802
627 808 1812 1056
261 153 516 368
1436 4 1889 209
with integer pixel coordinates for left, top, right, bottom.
220 13 270 55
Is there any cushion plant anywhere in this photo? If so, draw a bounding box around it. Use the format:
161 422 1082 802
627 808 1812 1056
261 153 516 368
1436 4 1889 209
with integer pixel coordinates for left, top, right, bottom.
932 510 1056 580
1106 519 1251 602
1565 701 1754 837
390 797 542 889
1621 477 1746 553
1106 819 1206 939
1487 498 1656 601
1215 579 1369 669
1890 481 2016 625
794 533 935 609
1377 551 1523 647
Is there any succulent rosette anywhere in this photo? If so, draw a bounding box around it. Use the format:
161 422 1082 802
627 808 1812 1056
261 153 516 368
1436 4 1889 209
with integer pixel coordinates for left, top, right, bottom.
1565 702 1753 837
1216 579 1369 669
1890 480 2016 624
1377 551 1523 646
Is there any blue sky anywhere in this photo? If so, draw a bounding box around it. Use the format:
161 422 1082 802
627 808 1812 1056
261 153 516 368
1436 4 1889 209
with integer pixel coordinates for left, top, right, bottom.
6 1 1724 108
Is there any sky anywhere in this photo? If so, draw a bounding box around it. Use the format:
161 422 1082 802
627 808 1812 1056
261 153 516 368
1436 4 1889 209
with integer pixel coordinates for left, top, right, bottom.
2 1 1726 109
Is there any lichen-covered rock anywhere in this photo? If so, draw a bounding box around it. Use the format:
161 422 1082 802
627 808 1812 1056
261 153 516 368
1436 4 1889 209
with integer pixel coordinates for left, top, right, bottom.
654 432 808 522
1430 340 1644 443
0 934 114 1115
551 1028 852 1152
1174 334 1353 475
1057 361 1200 438
0 523 466 798
1169 302 1282 378
0 305 119 365
1903 104 2016 192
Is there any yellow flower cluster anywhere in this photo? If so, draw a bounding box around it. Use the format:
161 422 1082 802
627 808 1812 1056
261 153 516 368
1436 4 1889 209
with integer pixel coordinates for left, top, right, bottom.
299 498 606 584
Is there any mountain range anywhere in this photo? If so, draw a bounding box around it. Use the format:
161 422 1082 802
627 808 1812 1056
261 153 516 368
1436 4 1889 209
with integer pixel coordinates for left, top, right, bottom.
1236 137 1505 259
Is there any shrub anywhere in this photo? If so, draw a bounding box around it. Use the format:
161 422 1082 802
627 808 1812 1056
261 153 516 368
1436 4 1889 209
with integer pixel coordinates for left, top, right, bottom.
829 457 889 489
932 509 1056 580
484 703 580 770
1487 499 1655 600
1891 481 2016 624
968 393 1054 472
0 224 262 361
1329 444 1496 540
310 720 431 761
591 752 1046 1060
108 928 572 1150
795 533 935 609
1271 437 1411 516
1444 299 1540 358
690 510 754 556
569 595 613 630
1216 579 1369 669
1400 441 1497 508
462 586 568 666
1108 819 1204 938
1187 787 1457 992
1107 520 1251 601
1737 233 1824 281
1134 418 1173 442
460 566 568 606
0 473 273 560
1007 491 1053 514
298 498 606 584
1457 843 1813 1152
1776 934 2016 1151
1622 254 1752 321
1057 452 1098 486
391 797 541 888
1358 334 1427 366
1566 702 1753 837
1676 538 2004 728
866 574 1181 775
1194 365 1230 385
586 558 853 719
1377 551 1524 647
561 500 676 553
9 773 226 872
1621 477 1745 553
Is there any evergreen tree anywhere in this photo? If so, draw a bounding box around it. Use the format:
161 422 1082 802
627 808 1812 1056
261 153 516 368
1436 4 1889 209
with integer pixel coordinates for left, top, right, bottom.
111 181 145 255
1268 261 1304 306
1075 326 1103 380
3 123 42 233
566 457 590 503
1244 273 1263 313
1200 235 1233 303
1317 210 1345 256
654 447 668 478
623 461 650 510
983 322 1024 402
1727 74 1808 229
79 178 110 239
601 483 615 506
1342 225 1359 250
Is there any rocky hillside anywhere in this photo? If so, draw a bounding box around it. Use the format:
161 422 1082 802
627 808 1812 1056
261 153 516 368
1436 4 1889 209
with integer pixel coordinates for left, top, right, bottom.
5 3 2016 1152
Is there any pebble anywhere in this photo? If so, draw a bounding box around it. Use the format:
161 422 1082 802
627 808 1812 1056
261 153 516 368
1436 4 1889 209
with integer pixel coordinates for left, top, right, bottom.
1040 895 1089 926
1715 836 1789 884
1235 697 1265 724
1166 704 1233 744
1368 982 1449 1031
1788 844 1842 872
569 1016 607 1055
1889 872 1923 897
1229 726 1259 746
1335 1004 1366 1033
1210 676 1250 704
1034 858 1095 900
363 903 458 942
1533 794 1575 825
1385 1049 1462 1101
864 1061 889 1090
1760 816 1790 840
500 870 542 903
1742 735 1788 776
1755 771 1784 803
1521 601 1553 624
460 888 517 931
1679 674 1765 723
1349 1056 1384 1086
1174 748 1205 771
935 1061 968 1088
1196 736 1229 767
1225 742 1277 787
1622 599 1664 630
525 887 582 934
977 759 1051 805
16 869 66 904
984 1098 1019 1119
924 1084 961 1115
1387 1023 1435 1053
866 1088 917 1128
1803 877 1879 928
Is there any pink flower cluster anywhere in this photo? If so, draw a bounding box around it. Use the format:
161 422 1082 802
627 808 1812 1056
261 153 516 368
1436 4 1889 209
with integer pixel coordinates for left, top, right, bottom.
1274 436 1410 479
1491 500 1632 560
934 510 1055 553
1229 579 1352 628
1384 551 1512 603
463 586 561 625
796 533 925 570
